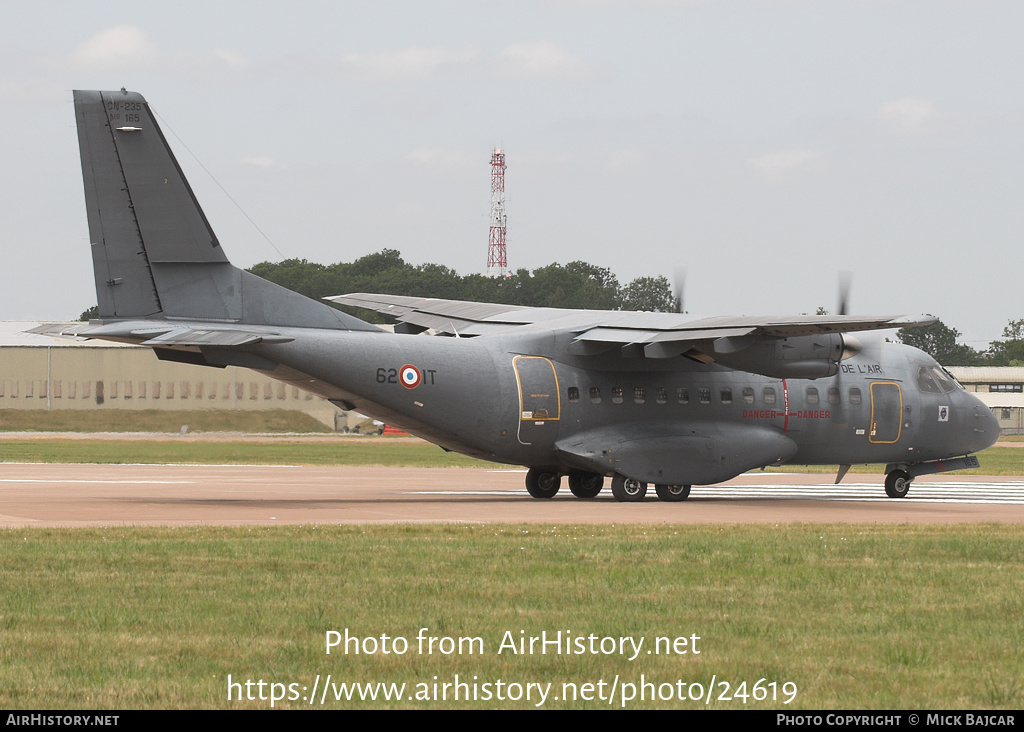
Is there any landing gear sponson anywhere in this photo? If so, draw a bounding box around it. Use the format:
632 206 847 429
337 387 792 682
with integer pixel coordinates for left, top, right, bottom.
525 468 692 502
882 455 982 499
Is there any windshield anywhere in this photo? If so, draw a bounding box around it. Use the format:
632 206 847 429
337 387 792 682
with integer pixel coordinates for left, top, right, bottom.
917 365 959 394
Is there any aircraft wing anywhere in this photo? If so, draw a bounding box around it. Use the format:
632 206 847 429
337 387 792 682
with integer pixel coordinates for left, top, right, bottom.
330 292 934 350
329 293 560 336
331 292 935 377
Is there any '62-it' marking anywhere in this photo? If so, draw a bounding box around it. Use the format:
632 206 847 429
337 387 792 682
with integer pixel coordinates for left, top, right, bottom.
376 365 437 389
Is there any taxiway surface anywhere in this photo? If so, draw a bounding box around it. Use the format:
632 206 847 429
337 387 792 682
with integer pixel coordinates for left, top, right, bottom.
3 463 1024 527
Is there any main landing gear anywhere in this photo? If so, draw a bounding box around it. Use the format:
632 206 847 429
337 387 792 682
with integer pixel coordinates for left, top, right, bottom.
568 471 604 498
525 468 606 498
611 474 647 502
525 468 561 499
605 475 693 502
525 469 691 502
655 483 691 502
884 469 912 499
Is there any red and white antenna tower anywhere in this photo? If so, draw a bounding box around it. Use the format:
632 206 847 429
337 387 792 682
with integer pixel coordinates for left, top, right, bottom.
486 148 507 277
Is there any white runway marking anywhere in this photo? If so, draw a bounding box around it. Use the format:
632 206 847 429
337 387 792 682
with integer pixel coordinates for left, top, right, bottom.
410 481 1024 505
0 479 195 485
693 482 1024 504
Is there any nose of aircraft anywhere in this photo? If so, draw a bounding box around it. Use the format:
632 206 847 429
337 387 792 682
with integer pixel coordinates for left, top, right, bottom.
966 393 1001 453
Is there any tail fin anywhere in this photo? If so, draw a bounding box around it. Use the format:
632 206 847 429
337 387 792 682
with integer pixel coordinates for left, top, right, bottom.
74 89 375 331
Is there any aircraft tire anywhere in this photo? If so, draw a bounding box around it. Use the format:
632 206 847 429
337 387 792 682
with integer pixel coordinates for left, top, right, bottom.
526 468 561 499
655 484 691 502
611 474 647 502
568 472 604 498
884 469 912 498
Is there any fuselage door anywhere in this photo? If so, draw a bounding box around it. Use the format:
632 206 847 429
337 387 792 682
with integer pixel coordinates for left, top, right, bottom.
869 381 902 444
513 356 560 445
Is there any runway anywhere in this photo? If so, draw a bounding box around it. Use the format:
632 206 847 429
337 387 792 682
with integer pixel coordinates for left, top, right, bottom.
3 463 1024 527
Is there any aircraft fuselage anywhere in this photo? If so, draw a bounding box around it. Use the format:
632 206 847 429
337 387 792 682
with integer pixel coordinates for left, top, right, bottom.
253 329 998 487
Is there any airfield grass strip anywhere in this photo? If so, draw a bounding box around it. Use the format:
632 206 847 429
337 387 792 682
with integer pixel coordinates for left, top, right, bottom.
0 523 1021 709
0 438 1021 474
0 438 493 468
0 409 333 434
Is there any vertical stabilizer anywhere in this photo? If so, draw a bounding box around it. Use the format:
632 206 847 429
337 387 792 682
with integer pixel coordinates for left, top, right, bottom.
76 90 167 317
74 89 377 331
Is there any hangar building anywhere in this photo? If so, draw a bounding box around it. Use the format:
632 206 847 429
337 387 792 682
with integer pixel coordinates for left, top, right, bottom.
0 322 352 430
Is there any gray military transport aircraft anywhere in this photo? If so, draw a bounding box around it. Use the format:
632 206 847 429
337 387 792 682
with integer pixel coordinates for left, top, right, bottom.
36 89 1000 502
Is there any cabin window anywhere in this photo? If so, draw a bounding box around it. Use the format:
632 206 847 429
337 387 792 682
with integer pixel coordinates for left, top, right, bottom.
656 387 667 404
763 387 776 406
612 387 623 404
677 388 689 404
634 387 645 404
828 387 840 405
849 387 862 405
699 388 711 404
742 387 754 404
806 387 819 405
589 387 601 404
567 387 580 403
720 388 733 404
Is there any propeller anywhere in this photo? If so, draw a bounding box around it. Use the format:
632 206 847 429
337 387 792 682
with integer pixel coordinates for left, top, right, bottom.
837 270 852 316
836 270 862 360
672 266 687 314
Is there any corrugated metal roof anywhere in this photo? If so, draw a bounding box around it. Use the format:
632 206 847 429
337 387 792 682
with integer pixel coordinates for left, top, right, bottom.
947 366 1024 383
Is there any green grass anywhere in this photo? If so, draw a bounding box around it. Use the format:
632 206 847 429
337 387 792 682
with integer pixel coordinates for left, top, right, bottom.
1 524 1021 709
0 409 332 433
0 437 492 467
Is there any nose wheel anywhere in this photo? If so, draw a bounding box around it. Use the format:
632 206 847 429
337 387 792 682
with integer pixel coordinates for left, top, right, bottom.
884 469 912 498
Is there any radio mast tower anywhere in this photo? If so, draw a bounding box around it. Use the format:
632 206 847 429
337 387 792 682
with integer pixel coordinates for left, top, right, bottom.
486 148 507 277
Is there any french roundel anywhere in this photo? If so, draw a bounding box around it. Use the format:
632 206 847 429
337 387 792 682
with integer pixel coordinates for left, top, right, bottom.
400 364 421 389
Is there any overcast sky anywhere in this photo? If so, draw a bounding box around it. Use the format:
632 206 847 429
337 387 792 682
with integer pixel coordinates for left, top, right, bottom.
2 0 1020 346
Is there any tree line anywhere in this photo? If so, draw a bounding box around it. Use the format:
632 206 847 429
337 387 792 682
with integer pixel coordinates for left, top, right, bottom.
246 249 676 319
251 252 1024 365
896 318 1024 367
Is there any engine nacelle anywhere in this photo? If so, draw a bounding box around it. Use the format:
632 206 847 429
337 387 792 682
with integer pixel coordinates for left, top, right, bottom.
711 332 848 379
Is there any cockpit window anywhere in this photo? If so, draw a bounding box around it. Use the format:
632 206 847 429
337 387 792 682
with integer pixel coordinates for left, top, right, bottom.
917 366 942 394
918 365 958 394
931 367 958 393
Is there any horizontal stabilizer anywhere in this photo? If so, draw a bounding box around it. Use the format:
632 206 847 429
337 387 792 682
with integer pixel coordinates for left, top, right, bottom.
139 328 294 347
28 321 294 349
